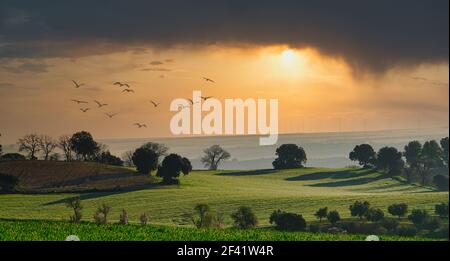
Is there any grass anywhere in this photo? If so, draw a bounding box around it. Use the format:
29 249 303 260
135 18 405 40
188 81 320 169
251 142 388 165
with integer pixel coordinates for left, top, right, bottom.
0 163 447 228
0 219 435 241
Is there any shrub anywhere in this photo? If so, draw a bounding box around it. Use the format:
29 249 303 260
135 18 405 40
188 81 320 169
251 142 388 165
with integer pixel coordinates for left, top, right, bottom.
408 209 429 228
157 154 192 184
65 197 83 223
314 207 328 222
349 201 370 220
433 175 449 191
339 221 387 235
380 218 399 232
0 173 19 193
365 208 384 222
94 204 111 224
119 209 128 225
422 217 441 231
132 147 158 175
388 203 408 219
327 210 341 225
231 206 258 229
0 153 26 161
140 212 149 225
396 226 418 237
309 224 321 233
269 210 307 231
435 202 449 218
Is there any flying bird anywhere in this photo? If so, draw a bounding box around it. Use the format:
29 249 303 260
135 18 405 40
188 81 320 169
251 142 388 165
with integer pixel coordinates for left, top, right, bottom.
202 77 215 83
71 99 88 104
94 100 108 108
201 96 213 101
150 100 160 107
187 98 198 105
122 89 135 93
72 80 85 88
133 123 147 128
114 82 130 88
105 112 119 118
80 108 90 112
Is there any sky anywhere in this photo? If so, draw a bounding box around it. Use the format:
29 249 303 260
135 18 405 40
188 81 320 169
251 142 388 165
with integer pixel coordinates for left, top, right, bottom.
0 0 448 144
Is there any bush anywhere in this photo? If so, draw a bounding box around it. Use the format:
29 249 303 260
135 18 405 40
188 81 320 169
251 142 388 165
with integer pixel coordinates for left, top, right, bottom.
422 217 441 231
140 212 149 225
119 209 128 225
309 224 321 233
408 209 429 228
349 201 370 220
380 218 399 232
231 206 258 229
365 208 384 222
65 197 82 223
132 147 158 175
157 154 192 184
327 210 341 225
0 173 19 193
433 175 449 191
0 153 26 161
94 204 111 224
339 221 387 235
396 226 418 237
192 204 216 228
314 207 328 222
269 210 307 231
388 203 408 219
435 202 449 218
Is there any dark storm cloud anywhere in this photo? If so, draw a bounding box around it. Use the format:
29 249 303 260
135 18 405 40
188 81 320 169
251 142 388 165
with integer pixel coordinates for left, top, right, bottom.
0 0 448 72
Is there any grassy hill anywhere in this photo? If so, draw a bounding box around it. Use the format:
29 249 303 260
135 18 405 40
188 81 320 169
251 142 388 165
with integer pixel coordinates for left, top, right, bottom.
0 161 448 227
0 161 154 193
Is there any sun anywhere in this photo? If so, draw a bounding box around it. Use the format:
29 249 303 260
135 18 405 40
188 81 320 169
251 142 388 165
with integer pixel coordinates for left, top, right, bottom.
281 49 297 65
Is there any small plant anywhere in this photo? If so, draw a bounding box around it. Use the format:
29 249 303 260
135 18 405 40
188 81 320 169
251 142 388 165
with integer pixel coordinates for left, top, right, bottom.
388 203 408 219
94 203 111 224
269 210 307 231
349 201 370 220
408 209 429 228
365 208 384 222
435 202 449 218
327 210 341 225
140 212 149 225
231 206 258 229
314 207 328 222
119 209 128 225
65 197 83 223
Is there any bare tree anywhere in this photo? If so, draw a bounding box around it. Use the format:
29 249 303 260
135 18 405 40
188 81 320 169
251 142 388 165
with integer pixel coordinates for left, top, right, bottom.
17 133 42 160
39 135 57 160
201 145 231 170
58 135 73 161
122 150 135 167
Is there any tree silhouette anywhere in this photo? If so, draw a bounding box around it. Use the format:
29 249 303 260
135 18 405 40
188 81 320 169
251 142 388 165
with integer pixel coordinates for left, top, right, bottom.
17 133 42 160
440 137 448 167
272 144 307 169
157 153 192 184
70 131 99 160
349 144 376 168
132 147 158 174
201 145 231 170
376 147 404 176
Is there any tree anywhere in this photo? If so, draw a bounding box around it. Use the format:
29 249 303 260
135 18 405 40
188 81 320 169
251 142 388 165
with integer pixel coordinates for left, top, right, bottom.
95 150 123 166
349 201 370 220
365 208 384 222
157 154 192 184
314 207 328 222
403 141 422 182
421 140 443 184
65 197 83 223
192 204 213 228
132 147 158 175
272 144 307 169
140 142 169 159
269 210 307 231
433 174 449 191
327 210 341 225
58 135 73 161
122 150 134 167
349 144 376 168
39 135 57 160
388 203 408 219
201 145 231 170
435 202 449 218
231 206 258 229
376 147 404 176
17 133 42 160
70 131 99 160
408 209 429 228
94 203 111 224
440 137 449 167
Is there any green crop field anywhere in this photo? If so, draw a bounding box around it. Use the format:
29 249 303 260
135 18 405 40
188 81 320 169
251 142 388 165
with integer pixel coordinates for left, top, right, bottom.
0 164 447 229
0 219 435 241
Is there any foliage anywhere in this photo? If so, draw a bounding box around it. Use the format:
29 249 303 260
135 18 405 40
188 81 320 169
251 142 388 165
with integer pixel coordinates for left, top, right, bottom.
140 212 149 225
380 218 399 231
408 209 429 228
349 201 370 220
269 210 307 231
396 226 418 237
364 208 384 222
231 206 258 229
327 210 341 225
0 173 19 193
70 131 99 161
95 150 123 166
376 147 404 176
314 207 328 222
201 145 231 170
132 147 158 174
434 202 449 218
65 197 83 223
0 153 26 161
17 133 41 160
119 209 129 225
272 144 307 169
440 137 449 167
94 203 112 224
388 203 408 219
433 175 449 191
422 217 441 231
349 144 376 168
156 154 192 184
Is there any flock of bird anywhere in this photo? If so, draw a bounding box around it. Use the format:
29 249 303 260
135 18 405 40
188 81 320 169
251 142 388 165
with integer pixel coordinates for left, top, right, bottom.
70 76 215 129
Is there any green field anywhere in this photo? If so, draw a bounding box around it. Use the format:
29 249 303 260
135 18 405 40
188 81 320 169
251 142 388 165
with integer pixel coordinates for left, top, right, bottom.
0 165 447 228
0 219 434 241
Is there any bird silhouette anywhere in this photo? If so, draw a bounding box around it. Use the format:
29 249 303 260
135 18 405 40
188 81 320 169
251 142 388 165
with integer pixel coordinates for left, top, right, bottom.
71 99 88 104
105 112 119 118
114 82 130 88
150 100 160 107
202 77 215 83
94 100 108 108
122 89 135 93
133 123 147 128
187 98 198 105
72 80 85 88
80 108 90 112
201 96 213 101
